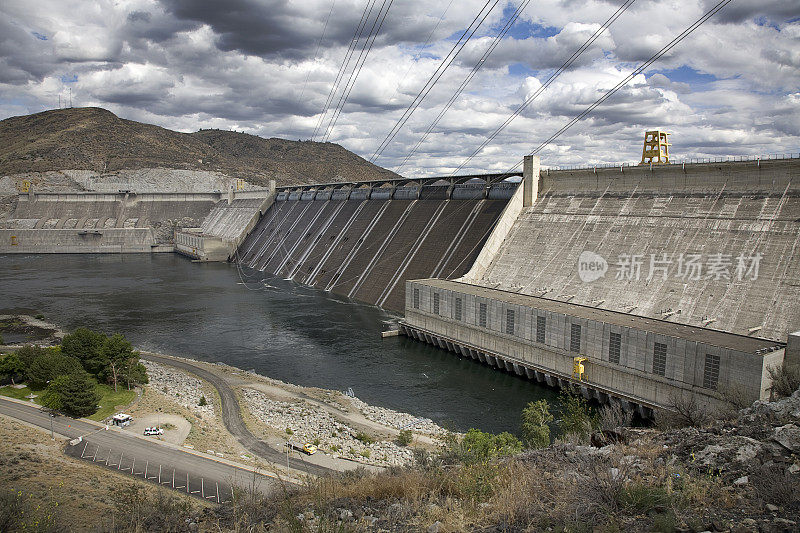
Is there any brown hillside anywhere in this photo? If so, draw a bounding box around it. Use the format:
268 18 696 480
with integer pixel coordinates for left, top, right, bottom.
0 107 399 186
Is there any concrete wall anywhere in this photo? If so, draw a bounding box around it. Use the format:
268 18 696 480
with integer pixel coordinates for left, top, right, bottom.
402 279 785 410
236 183 515 311
0 228 159 253
787 331 800 372
175 185 275 261
0 190 223 253
477 158 800 341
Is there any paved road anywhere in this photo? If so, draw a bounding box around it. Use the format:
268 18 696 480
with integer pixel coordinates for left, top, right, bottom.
141 353 334 477
0 398 283 502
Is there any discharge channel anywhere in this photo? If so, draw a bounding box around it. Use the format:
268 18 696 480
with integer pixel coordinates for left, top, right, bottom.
0 253 559 433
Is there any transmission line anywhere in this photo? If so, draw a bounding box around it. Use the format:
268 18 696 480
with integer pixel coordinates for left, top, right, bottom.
312 0 376 141
298 0 337 104
369 0 501 163
322 0 395 141
394 0 532 173
529 0 734 156
474 0 735 183
452 0 637 175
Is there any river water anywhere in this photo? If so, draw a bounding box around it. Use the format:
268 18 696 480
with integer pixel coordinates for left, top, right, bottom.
0 253 559 433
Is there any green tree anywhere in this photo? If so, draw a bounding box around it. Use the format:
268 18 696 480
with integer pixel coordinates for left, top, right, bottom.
451 428 523 464
101 334 147 391
558 391 597 443
520 399 553 449
0 352 24 385
14 344 50 369
40 380 63 412
42 372 100 417
26 351 83 389
61 327 107 376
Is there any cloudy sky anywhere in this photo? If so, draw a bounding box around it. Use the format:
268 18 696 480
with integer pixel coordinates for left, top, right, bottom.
1 0 798 176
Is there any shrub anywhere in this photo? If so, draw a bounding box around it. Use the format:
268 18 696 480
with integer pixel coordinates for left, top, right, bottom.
598 401 632 432
558 391 597 443
768 364 800 399
355 432 375 444
397 429 413 446
617 483 670 514
454 461 500 502
520 399 553 448
656 392 711 429
444 429 522 465
198 395 207 406
285 427 293 435
360 450 371 458
34 314 45 320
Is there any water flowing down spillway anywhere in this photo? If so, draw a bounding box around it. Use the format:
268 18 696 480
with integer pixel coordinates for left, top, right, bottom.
237 184 514 311
0 253 558 433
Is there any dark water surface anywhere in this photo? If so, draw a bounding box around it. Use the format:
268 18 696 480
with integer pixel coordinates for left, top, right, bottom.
0 254 558 433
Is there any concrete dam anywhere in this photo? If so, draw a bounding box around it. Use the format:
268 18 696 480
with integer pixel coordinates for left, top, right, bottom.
236 178 517 312
400 156 800 415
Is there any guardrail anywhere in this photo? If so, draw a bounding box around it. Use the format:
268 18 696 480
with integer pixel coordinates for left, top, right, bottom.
543 153 800 171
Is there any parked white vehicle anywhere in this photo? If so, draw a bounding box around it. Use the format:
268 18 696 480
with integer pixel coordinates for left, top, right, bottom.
111 413 133 427
143 427 164 436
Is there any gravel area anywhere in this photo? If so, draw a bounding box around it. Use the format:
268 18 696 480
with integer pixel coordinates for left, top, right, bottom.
143 361 215 419
349 397 448 437
242 388 415 467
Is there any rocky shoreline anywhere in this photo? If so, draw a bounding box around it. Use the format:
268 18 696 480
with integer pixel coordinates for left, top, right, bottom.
141 357 449 468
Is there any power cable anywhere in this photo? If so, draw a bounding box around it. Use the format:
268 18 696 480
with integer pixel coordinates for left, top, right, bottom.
466 0 734 179
297 0 337 104
369 0 502 163
394 0 532 173
322 0 395 141
529 0 734 156
452 0 637 175
312 0 376 141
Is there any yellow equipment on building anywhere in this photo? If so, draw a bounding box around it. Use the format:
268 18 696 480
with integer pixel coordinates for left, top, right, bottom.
640 130 671 165
572 357 587 382
20 180 30 193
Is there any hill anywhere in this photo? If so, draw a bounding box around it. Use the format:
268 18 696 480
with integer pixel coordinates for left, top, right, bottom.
0 107 399 186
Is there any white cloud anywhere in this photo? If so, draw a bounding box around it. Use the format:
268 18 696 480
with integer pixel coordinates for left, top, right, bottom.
0 0 797 177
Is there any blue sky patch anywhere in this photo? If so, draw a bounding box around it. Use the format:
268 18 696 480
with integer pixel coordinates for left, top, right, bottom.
60 74 78 83
31 31 47 40
651 65 717 88
508 62 538 78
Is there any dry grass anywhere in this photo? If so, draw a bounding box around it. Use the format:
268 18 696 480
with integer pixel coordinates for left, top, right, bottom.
0 413 204 532
129 381 252 465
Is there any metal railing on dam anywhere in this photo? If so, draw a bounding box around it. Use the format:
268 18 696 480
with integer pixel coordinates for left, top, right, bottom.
235 182 518 311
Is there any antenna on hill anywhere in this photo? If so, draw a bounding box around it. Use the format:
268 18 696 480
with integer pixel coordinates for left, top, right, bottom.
58 94 61 109
69 88 72 108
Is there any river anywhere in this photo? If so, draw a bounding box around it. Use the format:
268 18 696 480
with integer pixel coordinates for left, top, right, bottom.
0 253 559 433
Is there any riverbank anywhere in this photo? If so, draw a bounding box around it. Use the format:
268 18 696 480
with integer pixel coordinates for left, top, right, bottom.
140 353 450 469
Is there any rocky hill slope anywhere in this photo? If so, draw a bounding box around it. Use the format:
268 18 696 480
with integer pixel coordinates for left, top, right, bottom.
0 107 399 187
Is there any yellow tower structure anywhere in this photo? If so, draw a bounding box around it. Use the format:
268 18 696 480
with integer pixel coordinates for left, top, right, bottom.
640 130 671 165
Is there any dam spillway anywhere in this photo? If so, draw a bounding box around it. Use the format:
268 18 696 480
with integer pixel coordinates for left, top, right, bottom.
236 182 516 312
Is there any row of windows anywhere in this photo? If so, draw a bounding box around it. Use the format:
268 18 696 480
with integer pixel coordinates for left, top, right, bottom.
416 288 722 390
